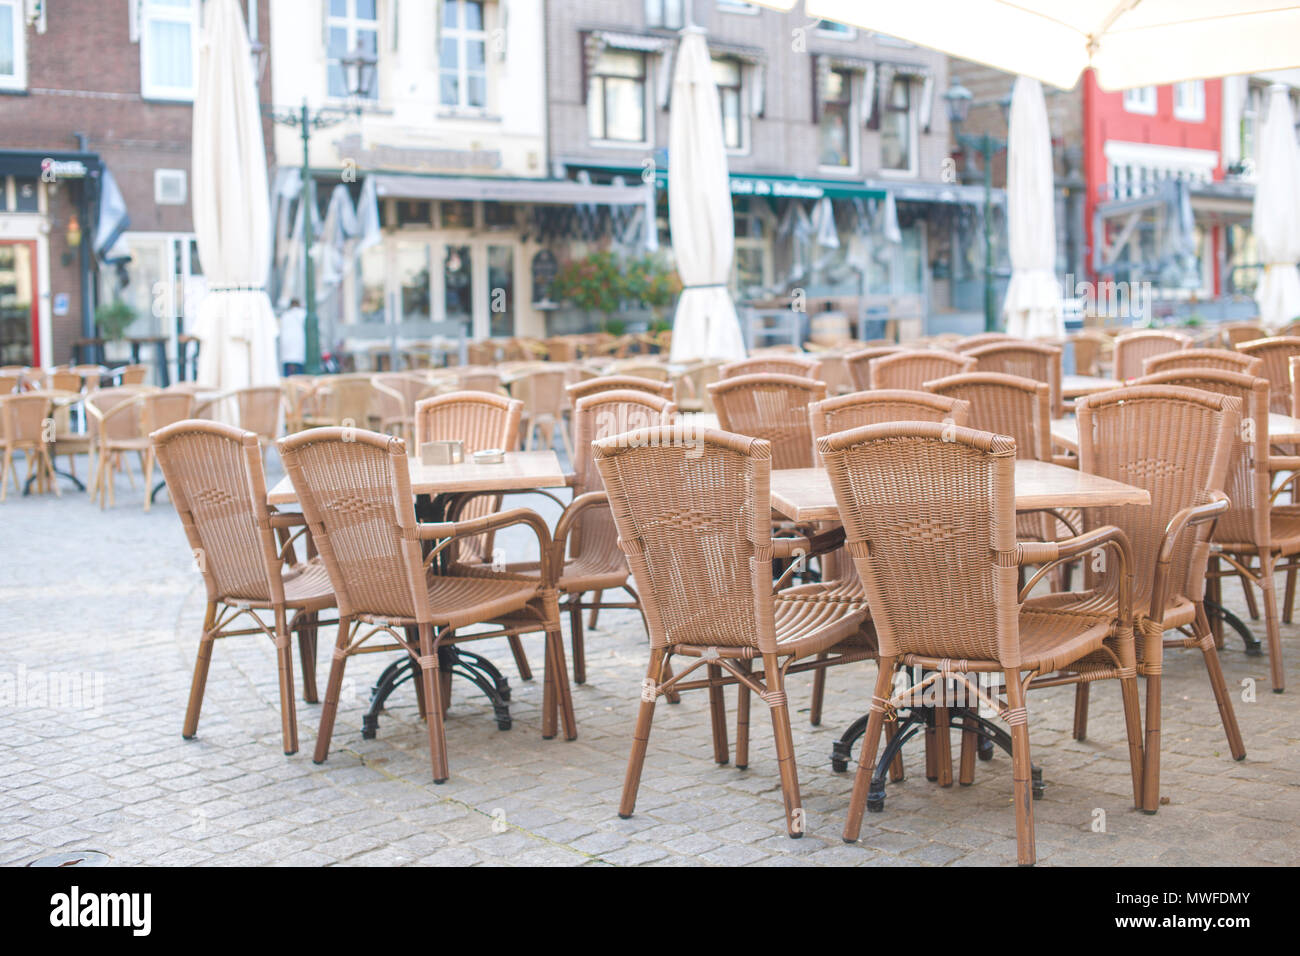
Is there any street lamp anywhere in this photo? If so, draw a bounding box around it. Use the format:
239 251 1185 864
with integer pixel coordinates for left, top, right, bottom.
945 76 1008 333
265 47 377 373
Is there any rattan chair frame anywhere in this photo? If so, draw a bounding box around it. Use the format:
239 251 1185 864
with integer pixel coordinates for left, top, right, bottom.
1141 348 1264 378
1113 329 1191 381
868 349 976 391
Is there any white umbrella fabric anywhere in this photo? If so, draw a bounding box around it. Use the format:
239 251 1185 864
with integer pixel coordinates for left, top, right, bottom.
1253 85 1300 330
668 27 746 363
192 0 279 391
1002 76 1062 339
805 1 1300 91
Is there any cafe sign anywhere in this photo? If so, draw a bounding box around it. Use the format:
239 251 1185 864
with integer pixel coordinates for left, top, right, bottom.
335 134 502 174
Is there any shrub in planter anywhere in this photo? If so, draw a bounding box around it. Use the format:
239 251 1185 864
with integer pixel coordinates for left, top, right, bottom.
553 251 624 332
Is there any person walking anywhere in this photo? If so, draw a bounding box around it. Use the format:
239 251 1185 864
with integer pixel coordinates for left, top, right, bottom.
279 299 306 376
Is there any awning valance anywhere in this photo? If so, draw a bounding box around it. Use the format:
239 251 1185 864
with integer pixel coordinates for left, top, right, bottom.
371 173 652 206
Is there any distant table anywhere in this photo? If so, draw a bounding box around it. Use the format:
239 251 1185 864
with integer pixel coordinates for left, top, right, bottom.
1062 374 1121 400
1051 412 1300 454
266 449 569 739
770 459 1149 524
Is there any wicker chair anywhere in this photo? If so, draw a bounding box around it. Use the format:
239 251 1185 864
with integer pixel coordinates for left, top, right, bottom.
370 373 438 441
303 376 376 429
279 427 575 783
467 341 498 366
0 393 58 500
1137 368 1287 692
606 360 671 383
116 364 149 386
1066 330 1114 377
194 385 284 445
1236 336 1300 415
566 375 674 404
720 355 822 380
965 341 1064 418
0 374 21 396
88 388 191 510
512 367 572 458
844 346 903 391
809 389 971 444
1113 329 1190 381
44 369 82 392
1142 348 1264 378
1220 321 1268 348
708 373 827 469
455 366 504 394
821 421 1143 866
869 349 975 391
151 420 336 755
809 352 854 395
953 332 1019 353
1034 385 1245 812
593 425 872 837
671 360 724 414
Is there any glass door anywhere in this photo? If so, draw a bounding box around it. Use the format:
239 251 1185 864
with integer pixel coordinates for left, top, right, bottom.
0 241 38 366
486 244 515 338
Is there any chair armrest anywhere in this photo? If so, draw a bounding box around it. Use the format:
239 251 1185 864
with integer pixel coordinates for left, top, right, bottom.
1149 492 1228 620
268 511 307 529
1267 456 1300 472
417 507 556 586
1018 524 1134 623
771 526 844 560
553 491 609 559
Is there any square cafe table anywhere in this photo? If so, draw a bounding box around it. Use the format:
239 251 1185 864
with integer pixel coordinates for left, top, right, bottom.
1062 374 1122 401
266 449 569 738
769 459 1150 796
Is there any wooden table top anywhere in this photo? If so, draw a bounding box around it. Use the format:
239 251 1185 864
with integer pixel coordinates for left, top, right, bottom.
770 459 1150 524
267 450 567 505
1062 374 1122 398
1052 412 1300 453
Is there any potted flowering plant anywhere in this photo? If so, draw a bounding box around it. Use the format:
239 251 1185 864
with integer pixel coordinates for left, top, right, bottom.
624 255 682 327
553 251 624 333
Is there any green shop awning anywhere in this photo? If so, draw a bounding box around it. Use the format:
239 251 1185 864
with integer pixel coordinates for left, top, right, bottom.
568 164 886 201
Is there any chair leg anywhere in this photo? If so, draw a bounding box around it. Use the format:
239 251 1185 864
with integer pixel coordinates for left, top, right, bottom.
735 659 751 770
1193 605 1247 759
1284 564 1297 625
934 703 953 787
142 446 155 511
507 635 533 681
313 616 352 765
542 601 577 740
1208 556 1225 647
296 612 319 704
1239 562 1260 620
1005 670 1036 866
809 652 828 726
273 606 299 756
958 713 977 786
1140 626 1163 814
0 449 11 503
1119 674 1145 810
1258 550 1286 693
587 590 603 630
1072 683 1090 740
569 596 587 685
417 623 451 784
182 602 219 740
619 646 665 819
707 663 729 765
764 652 803 838
844 656 896 842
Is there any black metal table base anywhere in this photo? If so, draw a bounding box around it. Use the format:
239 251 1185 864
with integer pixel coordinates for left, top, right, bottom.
24 467 86 495
360 644 513 740
1204 599 1262 656
830 704 1043 812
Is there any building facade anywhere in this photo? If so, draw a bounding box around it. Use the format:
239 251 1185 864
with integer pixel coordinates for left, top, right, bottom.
546 0 993 340
0 0 270 374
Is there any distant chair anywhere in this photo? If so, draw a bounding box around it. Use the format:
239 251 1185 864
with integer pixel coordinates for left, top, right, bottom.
720 355 822 380
1236 335 1300 414
671 360 724 414
809 389 970 445
708 373 827 469
194 386 285 445
0 393 58 500
89 388 193 510
953 332 1018 353
1220 321 1268 348
116 364 149 386
302 376 375 430
467 340 498 366
370 373 437 441
868 349 975 391
513 367 572 457
965 341 1064 418
455 366 504 394
605 360 671 382
1113 329 1190 381
1066 330 1114 377
844 346 904 391
566 376 674 404
1142 348 1264 378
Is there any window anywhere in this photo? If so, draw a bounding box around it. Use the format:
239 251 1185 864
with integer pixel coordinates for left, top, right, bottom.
440 0 487 110
818 68 854 169
155 169 187 206
588 50 648 144
733 198 769 299
141 0 198 101
1174 80 1204 121
1123 85 1157 115
713 57 744 151
0 0 26 91
817 20 855 38
880 76 915 173
645 0 684 29
718 1 758 12
327 0 379 100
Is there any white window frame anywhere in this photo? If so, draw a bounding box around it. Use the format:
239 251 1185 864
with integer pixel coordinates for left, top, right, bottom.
440 0 489 113
817 67 859 175
1123 85 1157 115
0 0 27 92
587 48 652 150
645 0 684 30
327 0 380 102
717 1 759 14
1173 80 1205 122
140 0 199 102
712 56 749 156
878 74 919 179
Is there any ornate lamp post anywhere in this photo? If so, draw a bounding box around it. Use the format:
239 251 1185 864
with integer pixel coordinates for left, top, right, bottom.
264 48 377 373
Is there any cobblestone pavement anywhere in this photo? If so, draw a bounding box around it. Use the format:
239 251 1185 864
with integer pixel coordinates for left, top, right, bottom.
1 454 1297 867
